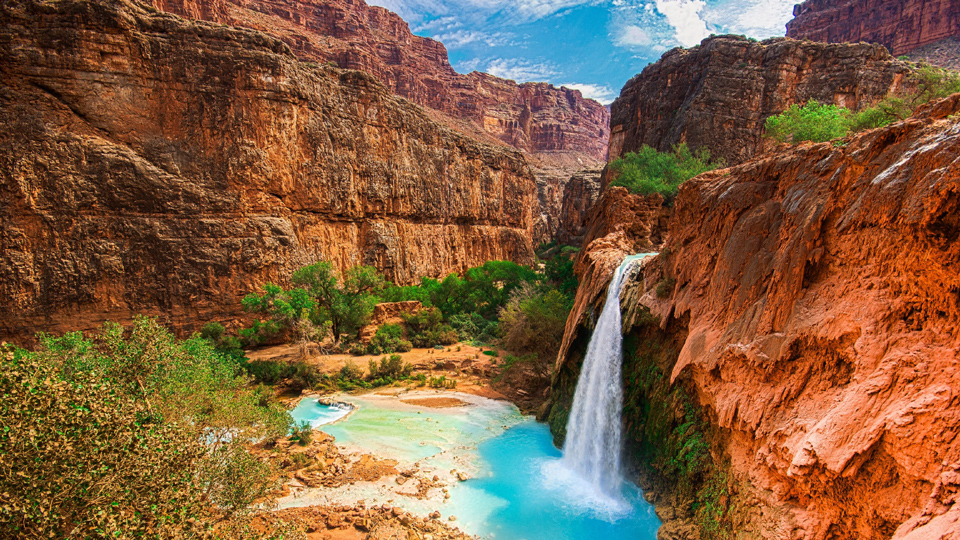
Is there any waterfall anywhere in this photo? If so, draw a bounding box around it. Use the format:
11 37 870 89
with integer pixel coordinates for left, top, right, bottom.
561 253 654 499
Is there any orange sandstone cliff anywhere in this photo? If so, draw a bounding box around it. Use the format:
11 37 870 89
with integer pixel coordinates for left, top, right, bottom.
0 0 536 342
551 95 960 539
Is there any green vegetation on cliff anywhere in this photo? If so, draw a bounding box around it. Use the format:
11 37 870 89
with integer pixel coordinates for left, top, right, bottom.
608 143 723 199
765 65 960 144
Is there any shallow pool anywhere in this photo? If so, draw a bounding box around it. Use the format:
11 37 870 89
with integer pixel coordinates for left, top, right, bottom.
286 393 660 539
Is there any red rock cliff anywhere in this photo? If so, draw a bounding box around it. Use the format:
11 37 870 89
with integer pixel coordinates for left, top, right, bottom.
148 0 611 165
610 36 912 166
786 0 960 59
629 96 960 538
0 0 536 342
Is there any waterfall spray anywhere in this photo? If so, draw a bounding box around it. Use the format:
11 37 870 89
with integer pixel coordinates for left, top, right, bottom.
561 253 653 499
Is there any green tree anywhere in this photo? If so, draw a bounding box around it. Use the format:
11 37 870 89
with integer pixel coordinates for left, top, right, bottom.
608 143 722 199
291 262 385 344
763 101 851 143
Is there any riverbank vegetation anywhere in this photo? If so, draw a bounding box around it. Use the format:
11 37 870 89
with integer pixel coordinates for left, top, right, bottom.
764 65 960 144
0 317 300 539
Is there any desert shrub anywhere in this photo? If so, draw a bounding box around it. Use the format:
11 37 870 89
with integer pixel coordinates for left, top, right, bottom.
608 143 722 199
428 376 456 389
764 101 851 143
247 359 289 384
289 421 313 446
367 323 412 354
1 319 296 538
402 307 458 347
369 354 413 381
288 360 321 392
339 360 365 382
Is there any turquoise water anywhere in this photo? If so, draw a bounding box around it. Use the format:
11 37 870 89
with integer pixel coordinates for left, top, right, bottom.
286 394 660 539
289 398 353 428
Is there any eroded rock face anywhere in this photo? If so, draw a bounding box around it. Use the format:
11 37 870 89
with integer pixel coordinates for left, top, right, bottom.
0 0 536 342
555 168 602 246
786 0 960 59
148 0 610 164
610 36 912 166
633 96 960 538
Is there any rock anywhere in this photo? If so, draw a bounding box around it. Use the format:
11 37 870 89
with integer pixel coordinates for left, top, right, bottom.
428 511 441 520
448 516 456 522
556 168 603 246
786 0 960 61
640 95 960 538
455 471 469 482
609 35 913 167
0 0 537 343
149 0 610 163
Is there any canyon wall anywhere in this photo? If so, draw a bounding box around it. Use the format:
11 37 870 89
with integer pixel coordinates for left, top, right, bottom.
0 0 536 342
553 95 960 538
786 0 960 62
609 36 912 166
148 0 612 243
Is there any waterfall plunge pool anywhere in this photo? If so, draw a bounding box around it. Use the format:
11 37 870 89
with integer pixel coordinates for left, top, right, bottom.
285 393 660 540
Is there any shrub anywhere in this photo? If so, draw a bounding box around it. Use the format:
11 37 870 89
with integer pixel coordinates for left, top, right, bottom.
1 319 296 538
608 143 722 200
247 359 289 384
498 284 571 380
367 323 412 354
764 101 850 143
369 354 412 380
290 421 313 446
339 360 365 382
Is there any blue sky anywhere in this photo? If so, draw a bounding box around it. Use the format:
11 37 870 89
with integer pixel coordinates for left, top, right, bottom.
367 0 797 104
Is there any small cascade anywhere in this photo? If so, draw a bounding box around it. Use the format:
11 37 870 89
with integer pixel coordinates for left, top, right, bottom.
561 253 654 499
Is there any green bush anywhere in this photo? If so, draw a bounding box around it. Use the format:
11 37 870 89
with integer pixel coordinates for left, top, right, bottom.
368 354 412 381
339 360 365 382
366 323 412 354
290 420 313 446
608 143 722 199
1 318 296 538
764 101 851 143
498 284 571 381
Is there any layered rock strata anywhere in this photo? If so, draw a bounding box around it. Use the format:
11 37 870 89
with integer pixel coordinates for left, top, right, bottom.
555 168 602 246
609 36 913 166
0 0 536 342
787 0 960 59
557 95 960 538
148 0 611 163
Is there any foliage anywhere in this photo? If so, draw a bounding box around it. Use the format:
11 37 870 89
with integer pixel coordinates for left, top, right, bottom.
0 318 297 539
289 421 313 446
338 360 365 383
428 376 456 389
608 143 722 199
290 262 385 344
656 277 677 299
245 359 321 392
544 253 578 299
367 354 412 381
498 284 571 381
401 308 458 348
763 101 851 143
366 324 412 355
767 66 960 144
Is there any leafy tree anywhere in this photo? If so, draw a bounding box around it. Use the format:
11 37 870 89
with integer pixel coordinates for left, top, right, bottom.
764 101 851 143
608 143 722 199
240 283 319 347
498 284 571 381
291 262 384 344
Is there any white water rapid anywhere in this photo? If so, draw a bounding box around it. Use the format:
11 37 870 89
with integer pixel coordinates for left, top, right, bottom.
561 253 655 501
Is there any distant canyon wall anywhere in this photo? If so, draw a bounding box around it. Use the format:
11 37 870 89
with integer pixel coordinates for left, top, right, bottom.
786 0 960 59
148 0 611 164
609 36 912 167
0 0 536 342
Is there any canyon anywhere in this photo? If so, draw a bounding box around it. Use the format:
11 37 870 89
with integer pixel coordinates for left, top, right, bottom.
147 0 611 243
787 0 960 68
609 35 913 167
0 0 536 342
552 93 960 538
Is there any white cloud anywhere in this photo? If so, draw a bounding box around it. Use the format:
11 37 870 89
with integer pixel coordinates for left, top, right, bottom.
703 0 794 39
560 83 618 104
369 0 602 23
655 0 710 47
432 29 513 48
614 24 652 47
455 58 484 73
485 58 557 82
